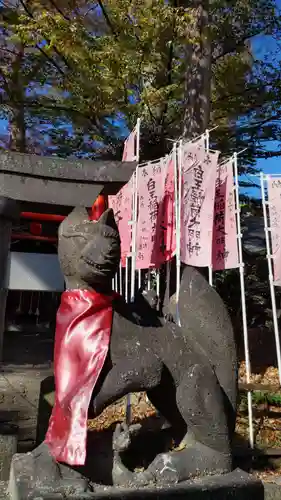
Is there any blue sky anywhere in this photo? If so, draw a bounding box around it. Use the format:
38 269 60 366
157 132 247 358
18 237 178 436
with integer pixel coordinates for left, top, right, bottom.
239 25 281 197
0 119 7 136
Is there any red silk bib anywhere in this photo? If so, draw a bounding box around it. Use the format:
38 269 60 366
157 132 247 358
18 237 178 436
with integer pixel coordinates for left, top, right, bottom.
45 289 114 466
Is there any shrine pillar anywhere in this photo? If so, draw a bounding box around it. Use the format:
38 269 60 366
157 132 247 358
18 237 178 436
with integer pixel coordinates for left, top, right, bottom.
0 197 20 362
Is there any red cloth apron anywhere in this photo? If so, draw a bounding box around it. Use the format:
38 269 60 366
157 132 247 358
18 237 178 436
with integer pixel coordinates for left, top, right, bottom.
45 289 114 466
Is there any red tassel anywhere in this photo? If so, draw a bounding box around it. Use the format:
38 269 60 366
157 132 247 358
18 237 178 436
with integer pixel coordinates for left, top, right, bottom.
90 195 108 221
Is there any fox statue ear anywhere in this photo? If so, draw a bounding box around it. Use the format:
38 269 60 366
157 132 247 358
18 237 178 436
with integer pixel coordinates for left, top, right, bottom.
62 207 89 227
97 208 119 232
58 206 89 237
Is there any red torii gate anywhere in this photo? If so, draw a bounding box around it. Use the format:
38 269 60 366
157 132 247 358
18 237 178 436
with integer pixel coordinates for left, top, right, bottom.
13 194 108 243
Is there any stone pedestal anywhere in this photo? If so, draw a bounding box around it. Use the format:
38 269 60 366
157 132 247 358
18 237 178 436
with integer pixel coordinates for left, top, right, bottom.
0 197 20 362
7 462 268 500
0 424 18 482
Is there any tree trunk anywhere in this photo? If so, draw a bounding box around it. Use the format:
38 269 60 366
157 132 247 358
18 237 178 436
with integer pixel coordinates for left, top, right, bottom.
181 0 211 139
9 44 26 153
9 103 26 153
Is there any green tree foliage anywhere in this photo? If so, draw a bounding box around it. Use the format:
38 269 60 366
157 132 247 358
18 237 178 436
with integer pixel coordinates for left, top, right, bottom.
2 1 281 335
0 0 117 155
0 0 281 165
0 1 61 152
1 0 280 167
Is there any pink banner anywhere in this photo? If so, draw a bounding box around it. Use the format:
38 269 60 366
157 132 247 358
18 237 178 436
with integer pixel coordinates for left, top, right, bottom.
108 128 137 265
160 155 176 263
181 142 219 267
136 161 166 269
212 160 239 270
268 177 281 283
108 178 133 266
122 128 137 161
181 137 205 167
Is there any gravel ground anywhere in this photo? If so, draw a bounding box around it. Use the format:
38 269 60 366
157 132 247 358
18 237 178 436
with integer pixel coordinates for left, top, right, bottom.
0 483 8 500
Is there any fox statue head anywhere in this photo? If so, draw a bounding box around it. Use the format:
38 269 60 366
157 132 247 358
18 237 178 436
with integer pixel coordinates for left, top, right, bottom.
58 207 121 291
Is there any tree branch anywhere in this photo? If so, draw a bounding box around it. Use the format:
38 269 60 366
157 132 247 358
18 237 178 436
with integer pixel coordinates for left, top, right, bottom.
160 39 175 130
5 98 104 129
0 46 20 57
95 1 133 108
18 0 32 17
3 0 65 76
212 82 269 105
125 13 141 42
224 112 281 140
212 21 275 62
36 45 66 76
84 5 99 18
48 0 70 21
260 150 281 158
97 0 117 37
18 0 71 73
0 67 11 95
212 33 252 62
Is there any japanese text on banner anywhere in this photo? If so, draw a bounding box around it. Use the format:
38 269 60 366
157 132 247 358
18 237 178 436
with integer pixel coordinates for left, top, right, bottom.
181 142 219 267
136 161 165 269
108 127 137 266
157 154 176 265
212 160 239 271
268 176 281 284
108 179 133 266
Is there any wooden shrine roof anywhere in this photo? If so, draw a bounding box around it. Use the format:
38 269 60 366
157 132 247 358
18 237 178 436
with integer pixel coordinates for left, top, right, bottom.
0 151 137 207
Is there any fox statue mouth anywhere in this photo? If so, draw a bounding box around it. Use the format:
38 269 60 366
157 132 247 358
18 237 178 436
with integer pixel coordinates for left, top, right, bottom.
80 252 120 282
82 255 120 273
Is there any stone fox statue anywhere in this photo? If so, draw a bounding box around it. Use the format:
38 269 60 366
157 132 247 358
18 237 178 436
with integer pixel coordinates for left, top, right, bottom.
12 206 237 490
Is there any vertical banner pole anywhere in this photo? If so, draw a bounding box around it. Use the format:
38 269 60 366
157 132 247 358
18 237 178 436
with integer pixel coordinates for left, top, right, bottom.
126 119 141 425
176 141 182 326
156 271 160 309
136 118 141 163
260 172 281 384
118 266 122 295
147 270 151 291
155 156 166 307
208 264 213 286
130 166 139 303
129 119 141 304
165 148 172 296
205 129 213 287
233 153 254 448
125 257 129 303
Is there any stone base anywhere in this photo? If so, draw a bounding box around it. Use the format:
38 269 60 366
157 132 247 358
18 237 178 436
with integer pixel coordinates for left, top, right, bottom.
7 461 270 500
8 448 89 500
0 424 18 482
